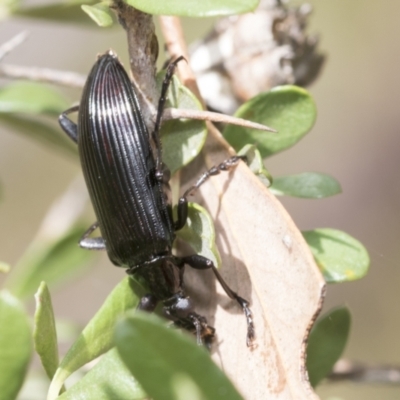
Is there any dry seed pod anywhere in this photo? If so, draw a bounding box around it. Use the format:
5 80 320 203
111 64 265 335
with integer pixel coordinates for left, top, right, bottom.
190 0 325 114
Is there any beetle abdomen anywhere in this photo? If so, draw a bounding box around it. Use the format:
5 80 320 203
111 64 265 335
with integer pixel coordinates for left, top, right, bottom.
78 52 174 267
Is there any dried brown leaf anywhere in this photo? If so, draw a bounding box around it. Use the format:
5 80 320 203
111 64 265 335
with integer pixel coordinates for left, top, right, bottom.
185 128 325 400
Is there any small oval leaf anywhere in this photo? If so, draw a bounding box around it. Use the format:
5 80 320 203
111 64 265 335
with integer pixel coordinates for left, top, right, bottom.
48 277 145 399
270 173 342 198
33 282 60 381
176 202 221 268
0 291 32 400
303 228 370 283
0 82 69 115
115 312 244 400
159 75 207 174
58 348 146 400
307 307 351 387
223 85 317 158
81 3 113 27
125 0 258 17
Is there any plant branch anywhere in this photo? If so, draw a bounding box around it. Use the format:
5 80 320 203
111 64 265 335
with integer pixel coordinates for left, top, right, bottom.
0 64 86 87
164 107 276 132
0 32 86 88
329 359 400 385
0 31 86 88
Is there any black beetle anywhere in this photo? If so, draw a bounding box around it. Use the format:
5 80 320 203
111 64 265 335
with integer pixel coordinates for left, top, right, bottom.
59 50 254 346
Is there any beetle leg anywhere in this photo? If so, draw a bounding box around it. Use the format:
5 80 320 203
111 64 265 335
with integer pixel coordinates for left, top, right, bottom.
153 56 186 177
174 156 245 231
181 254 255 346
169 309 215 347
184 155 246 197
188 313 215 346
79 221 106 250
174 197 189 231
59 105 80 143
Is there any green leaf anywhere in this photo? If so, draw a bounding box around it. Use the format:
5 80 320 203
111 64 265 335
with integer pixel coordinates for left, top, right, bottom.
33 282 60 381
270 173 342 198
176 202 221 268
303 228 370 283
223 86 317 158
238 144 272 187
0 291 32 400
48 277 145 399
81 2 113 27
125 0 258 17
0 114 78 158
159 75 207 174
0 82 69 116
13 1 103 25
5 225 94 299
58 348 146 400
115 312 245 400
307 307 351 387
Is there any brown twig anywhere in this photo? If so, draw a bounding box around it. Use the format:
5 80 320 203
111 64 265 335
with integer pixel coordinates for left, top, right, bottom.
0 64 86 88
159 16 203 104
164 107 277 132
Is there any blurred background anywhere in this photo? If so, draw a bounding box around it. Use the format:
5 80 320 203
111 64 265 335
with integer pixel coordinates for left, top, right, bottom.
0 0 399 399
